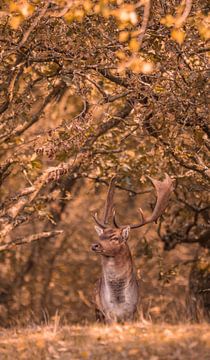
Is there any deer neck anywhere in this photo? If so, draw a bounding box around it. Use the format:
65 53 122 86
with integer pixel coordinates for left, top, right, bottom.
101 244 134 281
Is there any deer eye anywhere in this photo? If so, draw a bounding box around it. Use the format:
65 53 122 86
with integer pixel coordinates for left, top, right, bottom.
111 238 119 243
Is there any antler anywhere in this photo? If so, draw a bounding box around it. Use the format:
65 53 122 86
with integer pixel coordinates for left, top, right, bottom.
93 177 117 228
114 173 174 229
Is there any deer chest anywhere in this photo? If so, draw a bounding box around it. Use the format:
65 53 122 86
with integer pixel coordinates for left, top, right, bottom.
100 276 139 321
108 278 126 304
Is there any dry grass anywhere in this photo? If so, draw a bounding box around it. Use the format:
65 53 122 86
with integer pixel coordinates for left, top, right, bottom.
0 322 210 360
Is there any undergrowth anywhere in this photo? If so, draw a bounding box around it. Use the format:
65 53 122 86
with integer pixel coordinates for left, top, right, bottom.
0 322 210 360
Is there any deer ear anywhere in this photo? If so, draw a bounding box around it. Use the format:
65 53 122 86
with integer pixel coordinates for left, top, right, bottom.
122 226 130 241
95 226 104 237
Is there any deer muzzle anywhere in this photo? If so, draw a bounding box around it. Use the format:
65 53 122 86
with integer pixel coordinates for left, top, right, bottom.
91 243 102 253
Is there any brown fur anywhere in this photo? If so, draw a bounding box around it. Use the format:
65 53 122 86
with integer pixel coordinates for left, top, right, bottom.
92 227 139 323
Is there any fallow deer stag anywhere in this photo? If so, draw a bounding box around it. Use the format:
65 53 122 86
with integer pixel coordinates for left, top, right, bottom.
91 174 174 323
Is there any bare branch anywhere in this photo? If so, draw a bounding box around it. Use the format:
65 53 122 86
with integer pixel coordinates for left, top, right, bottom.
162 228 210 251
82 99 134 149
174 190 210 213
85 175 151 195
175 0 193 28
103 90 133 104
0 230 63 252
98 69 129 88
75 71 108 99
18 2 49 48
0 158 16 185
0 186 35 218
169 150 210 181
1 81 67 143
47 4 72 18
138 0 151 47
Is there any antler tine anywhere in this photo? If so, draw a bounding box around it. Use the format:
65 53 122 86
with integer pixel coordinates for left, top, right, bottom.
93 176 117 228
130 173 174 229
103 176 117 225
113 210 120 228
138 208 145 222
92 213 107 229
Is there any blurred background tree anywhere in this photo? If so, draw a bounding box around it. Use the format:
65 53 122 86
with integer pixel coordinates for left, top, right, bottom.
0 0 209 326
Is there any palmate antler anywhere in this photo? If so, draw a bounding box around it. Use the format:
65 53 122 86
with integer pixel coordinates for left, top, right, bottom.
114 174 174 229
93 174 174 229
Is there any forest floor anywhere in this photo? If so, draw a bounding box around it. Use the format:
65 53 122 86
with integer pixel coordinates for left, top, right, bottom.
0 322 210 360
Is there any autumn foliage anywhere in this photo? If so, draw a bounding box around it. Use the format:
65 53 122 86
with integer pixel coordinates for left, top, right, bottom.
0 0 209 329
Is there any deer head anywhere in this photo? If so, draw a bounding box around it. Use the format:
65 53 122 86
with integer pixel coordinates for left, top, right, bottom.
92 174 174 257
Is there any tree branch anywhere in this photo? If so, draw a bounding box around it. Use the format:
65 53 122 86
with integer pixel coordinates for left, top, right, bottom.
18 2 49 48
1 81 67 143
175 0 193 28
98 69 129 88
0 100 134 240
84 175 151 196
138 0 151 47
0 230 63 252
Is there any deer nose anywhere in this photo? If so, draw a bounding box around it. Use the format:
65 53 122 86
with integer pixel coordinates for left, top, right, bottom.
91 243 101 252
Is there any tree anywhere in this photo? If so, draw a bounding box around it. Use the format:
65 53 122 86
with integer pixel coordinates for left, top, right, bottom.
0 0 209 325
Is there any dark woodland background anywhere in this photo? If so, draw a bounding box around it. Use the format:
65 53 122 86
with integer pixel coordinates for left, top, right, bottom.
0 0 209 329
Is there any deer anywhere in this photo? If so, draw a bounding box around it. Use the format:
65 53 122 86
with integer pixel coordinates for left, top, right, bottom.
91 174 174 323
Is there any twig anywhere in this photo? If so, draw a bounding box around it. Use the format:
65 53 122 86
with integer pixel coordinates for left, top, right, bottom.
98 69 129 88
1 81 67 143
47 4 72 18
84 175 152 196
75 72 108 99
138 0 151 48
0 186 35 218
175 0 193 28
103 90 133 104
18 2 49 48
